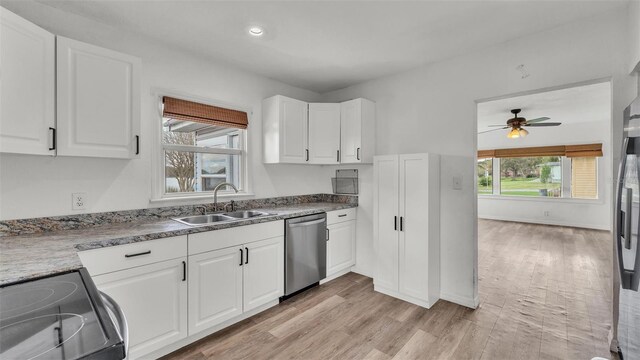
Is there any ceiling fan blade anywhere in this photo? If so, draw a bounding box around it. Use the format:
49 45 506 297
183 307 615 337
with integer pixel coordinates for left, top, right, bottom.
525 122 562 127
487 125 507 127
478 127 508 134
524 117 550 124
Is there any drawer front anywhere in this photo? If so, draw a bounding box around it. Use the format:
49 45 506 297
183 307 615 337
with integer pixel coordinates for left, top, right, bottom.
78 235 187 276
188 220 285 255
327 208 357 225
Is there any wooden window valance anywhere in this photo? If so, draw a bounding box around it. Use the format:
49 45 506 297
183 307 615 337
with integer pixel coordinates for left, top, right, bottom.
478 143 602 158
163 96 248 129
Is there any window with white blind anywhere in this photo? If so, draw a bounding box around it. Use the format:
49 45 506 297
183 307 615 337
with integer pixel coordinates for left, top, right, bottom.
160 96 248 196
571 157 598 199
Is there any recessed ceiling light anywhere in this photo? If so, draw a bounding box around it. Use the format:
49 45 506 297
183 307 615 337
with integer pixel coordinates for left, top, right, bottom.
248 26 264 37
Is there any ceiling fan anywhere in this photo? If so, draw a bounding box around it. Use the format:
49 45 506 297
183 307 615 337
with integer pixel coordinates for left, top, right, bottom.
479 109 561 138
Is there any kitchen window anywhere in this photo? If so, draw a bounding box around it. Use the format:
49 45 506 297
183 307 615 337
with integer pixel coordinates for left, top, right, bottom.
160 96 248 197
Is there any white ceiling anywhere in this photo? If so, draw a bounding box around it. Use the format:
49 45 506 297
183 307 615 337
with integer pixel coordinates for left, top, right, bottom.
28 0 626 93
477 81 611 134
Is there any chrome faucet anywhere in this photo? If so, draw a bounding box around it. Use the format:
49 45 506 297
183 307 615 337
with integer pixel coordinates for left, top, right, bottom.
213 182 239 212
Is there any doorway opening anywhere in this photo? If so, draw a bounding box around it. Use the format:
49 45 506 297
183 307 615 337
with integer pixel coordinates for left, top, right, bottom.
474 80 614 358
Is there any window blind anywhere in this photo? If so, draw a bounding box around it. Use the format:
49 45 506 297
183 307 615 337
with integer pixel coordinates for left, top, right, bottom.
478 143 602 158
163 96 248 129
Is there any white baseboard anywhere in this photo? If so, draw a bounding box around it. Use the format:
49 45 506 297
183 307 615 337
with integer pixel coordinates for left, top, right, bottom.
440 292 478 309
350 266 372 278
478 215 610 231
374 285 435 309
144 299 279 359
320 267 352 284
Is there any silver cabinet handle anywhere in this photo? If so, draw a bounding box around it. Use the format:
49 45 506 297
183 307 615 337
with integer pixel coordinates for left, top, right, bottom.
338 214 347 217
100 291 129 357
357 147 360 160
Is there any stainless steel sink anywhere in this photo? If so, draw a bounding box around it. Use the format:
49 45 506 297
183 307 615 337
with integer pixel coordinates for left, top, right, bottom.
222 210 270 219
173 213 234 226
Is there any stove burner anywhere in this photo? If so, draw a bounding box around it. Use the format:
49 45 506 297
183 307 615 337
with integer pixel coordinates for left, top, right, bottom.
0 281 79 321
0 313 85 360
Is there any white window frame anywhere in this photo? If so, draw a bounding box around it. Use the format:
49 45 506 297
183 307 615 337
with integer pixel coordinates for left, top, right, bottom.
150 88 253 203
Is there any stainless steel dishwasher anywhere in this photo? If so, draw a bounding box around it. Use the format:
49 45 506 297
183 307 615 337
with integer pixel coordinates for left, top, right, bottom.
284 213 327 297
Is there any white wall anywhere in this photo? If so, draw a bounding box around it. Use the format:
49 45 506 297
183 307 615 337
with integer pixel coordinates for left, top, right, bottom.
478 106 612 230
323 8 635 307
0 2 334 220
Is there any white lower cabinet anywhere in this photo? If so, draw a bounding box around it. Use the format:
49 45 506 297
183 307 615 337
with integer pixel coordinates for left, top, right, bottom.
327 220 356 276
78 220 301 358
243 237 284 312
92 258 188 359
188 246 243 335
325 208 357 278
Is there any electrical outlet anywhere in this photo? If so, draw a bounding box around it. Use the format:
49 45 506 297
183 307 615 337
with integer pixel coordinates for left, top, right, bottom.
544 210 550 217
72 192 87 210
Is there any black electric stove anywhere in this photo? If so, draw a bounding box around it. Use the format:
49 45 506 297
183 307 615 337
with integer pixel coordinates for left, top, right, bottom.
0 269 126 359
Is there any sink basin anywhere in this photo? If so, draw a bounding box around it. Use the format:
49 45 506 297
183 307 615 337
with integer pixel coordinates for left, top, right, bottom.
222 210 270 219
173 214 234 226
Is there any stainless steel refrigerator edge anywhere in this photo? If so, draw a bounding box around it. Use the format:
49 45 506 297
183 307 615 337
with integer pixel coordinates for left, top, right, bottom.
284 213 327 296
615 98 640 359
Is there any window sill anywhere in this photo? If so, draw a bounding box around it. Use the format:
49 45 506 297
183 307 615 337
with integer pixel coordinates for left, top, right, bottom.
149 192 255 206
478 194 603 205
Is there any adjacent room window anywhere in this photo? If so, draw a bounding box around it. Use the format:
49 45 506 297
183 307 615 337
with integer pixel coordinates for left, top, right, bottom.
161 96 247 195
499 156 562 197
571 157 598 199
477 158 493 194
477 144 602 200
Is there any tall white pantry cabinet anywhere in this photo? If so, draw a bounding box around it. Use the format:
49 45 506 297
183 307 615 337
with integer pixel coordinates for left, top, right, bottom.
373 153 440 308
0 7 141 159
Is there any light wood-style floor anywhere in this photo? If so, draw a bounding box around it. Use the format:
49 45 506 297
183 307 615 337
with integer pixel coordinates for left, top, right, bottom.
163 219 614 360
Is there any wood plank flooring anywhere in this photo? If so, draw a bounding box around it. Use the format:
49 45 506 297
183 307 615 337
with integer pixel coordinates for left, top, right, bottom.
162 219 615 360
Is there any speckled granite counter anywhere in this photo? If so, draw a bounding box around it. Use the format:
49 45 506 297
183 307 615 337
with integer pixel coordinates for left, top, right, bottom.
0 202 356 286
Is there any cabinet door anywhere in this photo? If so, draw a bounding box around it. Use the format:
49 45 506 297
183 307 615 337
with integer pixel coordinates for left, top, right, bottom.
398 154 431 301
373 155 399 291
93 258 187 359
340 99 362 164
243 237 284 312
188 246 243 335
308 103 340 164
279 96 308 163
56 36 141 158
0 8 55 155
327 220 356 276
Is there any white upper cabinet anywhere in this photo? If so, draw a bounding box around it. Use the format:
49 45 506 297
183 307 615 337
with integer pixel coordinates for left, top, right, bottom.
56 36 141 158
263 95 309 163
308 103 340 164
263 95 375 165
0 8 55 156
341 98 375 164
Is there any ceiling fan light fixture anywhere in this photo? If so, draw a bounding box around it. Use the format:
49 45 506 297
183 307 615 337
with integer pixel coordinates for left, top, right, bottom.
507 128 521 139
519 128 529 137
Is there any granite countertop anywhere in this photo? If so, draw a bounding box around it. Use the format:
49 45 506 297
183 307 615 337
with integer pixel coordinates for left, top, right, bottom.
0 202 356 286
